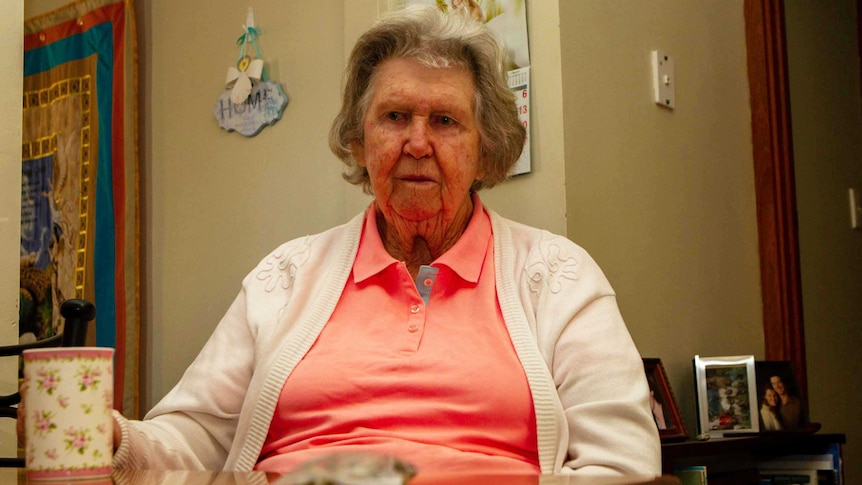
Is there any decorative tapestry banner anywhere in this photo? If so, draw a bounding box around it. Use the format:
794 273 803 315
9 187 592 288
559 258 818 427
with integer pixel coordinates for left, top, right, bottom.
22 0 139 418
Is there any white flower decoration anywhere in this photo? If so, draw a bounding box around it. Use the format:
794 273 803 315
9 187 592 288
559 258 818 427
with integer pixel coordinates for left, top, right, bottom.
224 7 265 104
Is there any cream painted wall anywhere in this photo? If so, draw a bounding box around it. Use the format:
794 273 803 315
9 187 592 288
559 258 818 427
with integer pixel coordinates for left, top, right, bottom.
137 0 349 409
785 2 862 481
559 1 763 436
0 0 24 459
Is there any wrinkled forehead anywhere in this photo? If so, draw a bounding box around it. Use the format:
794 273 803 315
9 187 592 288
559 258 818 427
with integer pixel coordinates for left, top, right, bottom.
363 56 477 112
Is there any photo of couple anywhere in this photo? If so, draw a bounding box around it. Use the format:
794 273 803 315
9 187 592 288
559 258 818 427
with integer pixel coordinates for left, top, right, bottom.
756 361 809 431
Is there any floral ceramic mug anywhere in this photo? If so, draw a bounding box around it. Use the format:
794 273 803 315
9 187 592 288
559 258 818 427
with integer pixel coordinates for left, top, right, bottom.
23 347 114 480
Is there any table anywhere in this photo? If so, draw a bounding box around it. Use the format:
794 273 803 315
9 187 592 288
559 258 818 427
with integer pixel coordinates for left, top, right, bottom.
4 469 682 484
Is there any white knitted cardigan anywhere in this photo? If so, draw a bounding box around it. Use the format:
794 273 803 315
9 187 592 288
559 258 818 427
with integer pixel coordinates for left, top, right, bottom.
113 205 660 477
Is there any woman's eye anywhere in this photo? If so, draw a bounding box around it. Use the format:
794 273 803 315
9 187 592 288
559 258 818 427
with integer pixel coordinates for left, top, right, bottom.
387 112 404 121
437 116 454 125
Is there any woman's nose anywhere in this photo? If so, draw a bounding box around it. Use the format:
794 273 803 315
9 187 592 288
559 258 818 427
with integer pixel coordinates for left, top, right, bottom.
403 119 432 159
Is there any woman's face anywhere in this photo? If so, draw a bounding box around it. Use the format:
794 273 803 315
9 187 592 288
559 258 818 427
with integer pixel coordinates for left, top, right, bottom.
764 388 778 407
352 57 483 225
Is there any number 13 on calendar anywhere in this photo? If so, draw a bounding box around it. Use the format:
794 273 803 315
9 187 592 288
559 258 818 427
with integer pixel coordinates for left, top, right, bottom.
507 66 531 176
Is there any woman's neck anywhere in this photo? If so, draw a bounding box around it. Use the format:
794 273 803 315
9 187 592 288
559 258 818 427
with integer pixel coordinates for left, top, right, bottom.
375 198 473 278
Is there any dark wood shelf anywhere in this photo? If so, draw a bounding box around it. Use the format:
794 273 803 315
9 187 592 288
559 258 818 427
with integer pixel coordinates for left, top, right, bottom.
661 432 845 485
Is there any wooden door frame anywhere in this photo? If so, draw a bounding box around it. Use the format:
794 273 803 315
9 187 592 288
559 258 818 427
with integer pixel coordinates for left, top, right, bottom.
744 0 808 399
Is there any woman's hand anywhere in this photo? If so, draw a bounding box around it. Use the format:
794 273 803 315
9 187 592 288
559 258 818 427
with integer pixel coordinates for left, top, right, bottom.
16 381 27 447
113 414 122 452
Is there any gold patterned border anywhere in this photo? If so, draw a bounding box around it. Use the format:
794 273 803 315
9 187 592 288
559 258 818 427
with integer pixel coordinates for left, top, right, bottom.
22 75 92 300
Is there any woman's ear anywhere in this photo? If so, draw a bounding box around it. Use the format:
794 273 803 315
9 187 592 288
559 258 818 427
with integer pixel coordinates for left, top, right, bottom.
474 159 487 183
350 141 366 168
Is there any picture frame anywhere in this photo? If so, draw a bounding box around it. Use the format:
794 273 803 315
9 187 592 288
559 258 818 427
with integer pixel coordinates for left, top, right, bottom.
754 360 810 432
643 358 688 442
694 355 760 437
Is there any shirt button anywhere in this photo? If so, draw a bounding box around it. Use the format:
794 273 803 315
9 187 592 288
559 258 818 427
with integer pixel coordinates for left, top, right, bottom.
423 278 433 287
407 325 419 333
410 304 420 314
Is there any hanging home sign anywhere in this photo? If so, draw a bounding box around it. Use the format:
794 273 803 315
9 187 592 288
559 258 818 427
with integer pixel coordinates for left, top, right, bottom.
213 7 288 137
214 80 287 137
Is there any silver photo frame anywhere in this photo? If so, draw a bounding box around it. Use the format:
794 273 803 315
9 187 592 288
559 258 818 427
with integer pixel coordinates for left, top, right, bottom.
694 355 760 438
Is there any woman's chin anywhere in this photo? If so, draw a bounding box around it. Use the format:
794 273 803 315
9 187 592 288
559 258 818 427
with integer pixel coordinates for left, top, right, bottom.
392 207 440 223
386 199 443 223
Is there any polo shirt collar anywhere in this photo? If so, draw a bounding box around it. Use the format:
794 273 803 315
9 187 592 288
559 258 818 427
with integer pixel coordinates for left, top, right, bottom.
353 193 490 284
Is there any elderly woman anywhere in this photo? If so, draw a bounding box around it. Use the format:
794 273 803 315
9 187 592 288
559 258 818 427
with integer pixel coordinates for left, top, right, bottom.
109 5 659 477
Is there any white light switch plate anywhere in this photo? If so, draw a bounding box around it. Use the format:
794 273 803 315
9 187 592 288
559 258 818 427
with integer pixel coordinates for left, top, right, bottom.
652 51 675 109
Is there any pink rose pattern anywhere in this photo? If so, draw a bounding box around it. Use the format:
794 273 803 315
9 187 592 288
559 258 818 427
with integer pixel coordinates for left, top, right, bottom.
26 355 113 472
31 410 57 437
64 427 92 454
76 366 102 391
35 368 60 395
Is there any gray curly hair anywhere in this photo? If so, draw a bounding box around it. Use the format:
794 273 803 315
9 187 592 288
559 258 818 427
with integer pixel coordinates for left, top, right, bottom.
328 5 526 194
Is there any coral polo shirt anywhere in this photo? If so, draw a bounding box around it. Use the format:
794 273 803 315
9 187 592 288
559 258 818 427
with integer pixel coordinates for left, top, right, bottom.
255 196 539 474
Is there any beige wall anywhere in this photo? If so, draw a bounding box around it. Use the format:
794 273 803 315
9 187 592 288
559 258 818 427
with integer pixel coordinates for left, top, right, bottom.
560 0 763 435
0 0 24 459
137 0 350 407
785 1 862 482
